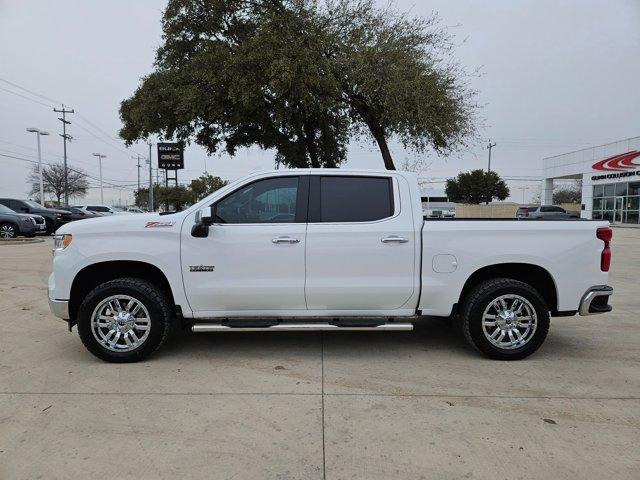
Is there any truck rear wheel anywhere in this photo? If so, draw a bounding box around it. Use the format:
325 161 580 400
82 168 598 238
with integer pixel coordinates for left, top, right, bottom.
77 278 173 362
460 278 550 360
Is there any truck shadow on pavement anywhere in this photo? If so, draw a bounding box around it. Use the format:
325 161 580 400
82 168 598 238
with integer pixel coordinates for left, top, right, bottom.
156 317 475 360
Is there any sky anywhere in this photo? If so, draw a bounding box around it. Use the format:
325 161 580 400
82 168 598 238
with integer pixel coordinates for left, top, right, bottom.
1 0 639 205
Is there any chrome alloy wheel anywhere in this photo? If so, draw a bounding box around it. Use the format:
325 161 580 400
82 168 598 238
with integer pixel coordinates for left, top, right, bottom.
0 224 16 238
482 294 537 350
91 295 151 352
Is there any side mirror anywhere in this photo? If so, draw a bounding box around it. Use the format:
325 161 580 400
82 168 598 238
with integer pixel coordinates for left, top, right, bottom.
192 206 214 238
196 206 214 226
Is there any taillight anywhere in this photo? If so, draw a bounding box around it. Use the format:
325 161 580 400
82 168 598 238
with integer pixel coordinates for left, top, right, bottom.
597 227 612 272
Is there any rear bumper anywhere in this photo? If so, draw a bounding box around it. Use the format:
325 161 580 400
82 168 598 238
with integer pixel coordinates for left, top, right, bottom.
579 286 613 316
48 297 69 320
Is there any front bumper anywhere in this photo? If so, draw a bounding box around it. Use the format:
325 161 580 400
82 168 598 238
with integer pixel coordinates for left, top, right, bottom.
579 286 613 316
48 297 70 320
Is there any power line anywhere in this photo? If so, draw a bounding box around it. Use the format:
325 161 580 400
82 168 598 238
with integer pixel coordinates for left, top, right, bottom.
0 152 137 190
0 76 62 104
0 86 54 108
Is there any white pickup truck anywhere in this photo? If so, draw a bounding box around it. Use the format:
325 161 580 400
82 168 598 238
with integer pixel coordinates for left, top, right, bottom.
48 169 614 362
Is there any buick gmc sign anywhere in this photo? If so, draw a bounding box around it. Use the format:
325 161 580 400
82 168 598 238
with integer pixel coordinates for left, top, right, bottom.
591 151 640 181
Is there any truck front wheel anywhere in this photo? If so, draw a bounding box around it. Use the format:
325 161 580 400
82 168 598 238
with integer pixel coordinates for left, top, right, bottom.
460 278 550 360
77 278 173 362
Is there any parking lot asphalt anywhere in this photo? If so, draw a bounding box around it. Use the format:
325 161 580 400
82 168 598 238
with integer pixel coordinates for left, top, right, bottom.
1 229 639 480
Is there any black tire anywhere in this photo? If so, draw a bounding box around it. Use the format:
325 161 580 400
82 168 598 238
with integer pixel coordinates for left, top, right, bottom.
460 278 550 360
77 278 173 362
0 222 18 239
44 218 55 235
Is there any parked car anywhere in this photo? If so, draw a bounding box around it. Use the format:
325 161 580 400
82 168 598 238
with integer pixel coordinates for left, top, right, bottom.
73 205 132 215
126 207 147 213
49 170 613 363
0 198 72 234
59 207 103 221
517 205 580 219
0 203 42 238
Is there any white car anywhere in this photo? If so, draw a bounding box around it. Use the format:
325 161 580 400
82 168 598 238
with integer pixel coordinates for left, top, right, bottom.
126 207 147 214
73 205 132 216
49 169 613 362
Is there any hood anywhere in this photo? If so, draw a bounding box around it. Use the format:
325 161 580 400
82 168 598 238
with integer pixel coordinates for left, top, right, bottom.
19 213 45 221
57 211 185 235
48 208 72 215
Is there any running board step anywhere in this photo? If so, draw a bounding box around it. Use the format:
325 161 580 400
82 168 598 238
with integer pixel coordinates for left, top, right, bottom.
191 323 413 333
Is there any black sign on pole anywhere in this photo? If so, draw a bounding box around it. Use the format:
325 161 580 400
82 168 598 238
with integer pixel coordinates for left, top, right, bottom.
157 143 184 170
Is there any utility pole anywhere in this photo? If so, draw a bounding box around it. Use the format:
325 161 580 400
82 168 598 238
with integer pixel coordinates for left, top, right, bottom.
26 128 50 205
148 142 154 211
132 154 142 191
53 105 74 206
92 153 106 204
486 139 497 205
486 139 497 173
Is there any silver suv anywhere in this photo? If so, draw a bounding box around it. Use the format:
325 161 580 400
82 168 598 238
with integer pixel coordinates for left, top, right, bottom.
517 205 580 219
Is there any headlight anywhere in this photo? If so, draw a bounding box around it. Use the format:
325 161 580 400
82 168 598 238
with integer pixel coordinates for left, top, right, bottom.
53 234 73 250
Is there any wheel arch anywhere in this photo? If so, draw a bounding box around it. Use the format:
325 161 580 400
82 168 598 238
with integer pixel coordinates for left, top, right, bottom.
69 260 175 323
458 263 559 314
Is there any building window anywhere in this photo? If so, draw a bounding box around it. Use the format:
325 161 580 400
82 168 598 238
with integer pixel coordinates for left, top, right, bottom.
616 183 628 196
604 184 615 197
593 185 604 198
593 198 603 210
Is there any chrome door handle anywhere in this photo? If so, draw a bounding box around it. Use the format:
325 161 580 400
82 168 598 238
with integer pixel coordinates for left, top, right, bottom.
272 236 300 244
381 235 409 244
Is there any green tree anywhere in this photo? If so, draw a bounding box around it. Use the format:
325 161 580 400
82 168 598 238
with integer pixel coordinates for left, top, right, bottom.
189 174 228 201
325 0 476 169
120 0 349 168
119 0 475 170
445 169 509 204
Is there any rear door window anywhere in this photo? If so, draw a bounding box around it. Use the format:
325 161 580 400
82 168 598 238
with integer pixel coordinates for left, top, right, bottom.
316 176 394 222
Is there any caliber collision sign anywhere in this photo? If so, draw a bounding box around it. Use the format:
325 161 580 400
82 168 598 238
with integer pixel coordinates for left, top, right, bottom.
157 143 184 169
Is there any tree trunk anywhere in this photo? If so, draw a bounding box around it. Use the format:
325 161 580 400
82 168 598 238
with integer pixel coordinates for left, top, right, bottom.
351 98 396 170
370 124 396 170
303 122 320 168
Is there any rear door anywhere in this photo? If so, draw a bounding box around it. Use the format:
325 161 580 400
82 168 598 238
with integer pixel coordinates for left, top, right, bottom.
304 174 416 311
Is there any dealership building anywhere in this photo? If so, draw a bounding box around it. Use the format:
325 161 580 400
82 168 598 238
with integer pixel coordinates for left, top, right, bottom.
542 136 640 223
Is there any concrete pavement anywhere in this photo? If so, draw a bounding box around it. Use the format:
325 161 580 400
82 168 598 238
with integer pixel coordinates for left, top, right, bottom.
0 228 638 479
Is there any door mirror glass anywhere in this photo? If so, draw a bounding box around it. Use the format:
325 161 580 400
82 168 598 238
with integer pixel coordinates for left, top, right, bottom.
196 206 214 226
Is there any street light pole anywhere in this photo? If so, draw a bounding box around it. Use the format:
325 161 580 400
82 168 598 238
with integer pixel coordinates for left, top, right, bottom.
148 142 154 211
92 153 106 204
26 128 50 206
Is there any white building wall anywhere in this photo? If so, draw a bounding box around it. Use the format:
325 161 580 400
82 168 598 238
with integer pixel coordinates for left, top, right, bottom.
543 136 640 220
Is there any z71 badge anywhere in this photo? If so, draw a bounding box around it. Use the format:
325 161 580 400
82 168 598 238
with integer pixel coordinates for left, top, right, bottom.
145 221 175 228
189 265 215 272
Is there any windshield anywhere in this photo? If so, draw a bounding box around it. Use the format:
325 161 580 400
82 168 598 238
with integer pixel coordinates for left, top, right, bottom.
23 200 43 209
0 204 15 214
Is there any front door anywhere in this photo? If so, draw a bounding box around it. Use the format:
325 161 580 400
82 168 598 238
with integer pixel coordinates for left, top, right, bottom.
181 175 308 315
614 197 624 223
